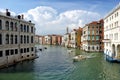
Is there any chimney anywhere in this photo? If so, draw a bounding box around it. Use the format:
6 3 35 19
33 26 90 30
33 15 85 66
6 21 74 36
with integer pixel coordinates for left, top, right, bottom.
6 9 10 16
29 20 31 23
21 14 24 19
18 15 21 19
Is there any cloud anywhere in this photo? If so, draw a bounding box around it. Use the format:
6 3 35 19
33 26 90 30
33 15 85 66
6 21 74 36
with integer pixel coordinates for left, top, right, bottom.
23 6 101 35
0 9 16 16
0 6 101 35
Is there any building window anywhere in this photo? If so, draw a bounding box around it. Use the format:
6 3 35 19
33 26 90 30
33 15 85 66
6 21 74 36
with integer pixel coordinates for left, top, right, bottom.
88 36 90 40
114 33 118 40
0 20 2 30
0 51 3 57
10 49 14 55
0 34 2 45
24 35 26 43
92 46 94 50
88 46 90 50
15 49 18 54
31 47 34 51
96 46 99 50
10 22 14 31
20 35 23 44
24 25 26 32
24 48 26 53
15 22 17 31
20 24 23 32
31 36 33 43
27 48 29 52
27 25 29 32
27 55 29 57
96 36 99 40
20 49 23 53
92 36 94 40
5 50 9 56
5 21 9 30
10 35 14 44
6 34 9 44
31 26 34 33
15 35 17 44
27 36 29 43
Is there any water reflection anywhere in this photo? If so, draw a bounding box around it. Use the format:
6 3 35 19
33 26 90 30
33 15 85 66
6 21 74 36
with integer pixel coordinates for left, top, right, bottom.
0 46 120 80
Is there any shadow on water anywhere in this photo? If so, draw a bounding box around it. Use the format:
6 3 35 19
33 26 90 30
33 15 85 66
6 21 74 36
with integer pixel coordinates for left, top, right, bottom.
0 60 35 73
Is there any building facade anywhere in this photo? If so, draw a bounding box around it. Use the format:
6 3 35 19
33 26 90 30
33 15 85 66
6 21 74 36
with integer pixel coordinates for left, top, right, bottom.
70 29 77 48
44 35 51 45
76 27 83 48
35 35 43 45
51 35 56 45
82 20 104 52
0 9 36 67
103 3 120 62
63 33 70 47
56 35 62 45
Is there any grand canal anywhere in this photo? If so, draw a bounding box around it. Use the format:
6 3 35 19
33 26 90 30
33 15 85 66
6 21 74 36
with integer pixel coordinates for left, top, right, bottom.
0 46 120 80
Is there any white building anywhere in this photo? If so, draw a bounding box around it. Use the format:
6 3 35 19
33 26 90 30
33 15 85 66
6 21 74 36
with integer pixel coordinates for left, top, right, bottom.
63 33 70 47
103 3 120 62
35 35 43 45
70 29 77 48
0 9 36 68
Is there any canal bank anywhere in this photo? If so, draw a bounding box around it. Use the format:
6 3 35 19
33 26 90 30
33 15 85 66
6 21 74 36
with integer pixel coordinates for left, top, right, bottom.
0 46 120 80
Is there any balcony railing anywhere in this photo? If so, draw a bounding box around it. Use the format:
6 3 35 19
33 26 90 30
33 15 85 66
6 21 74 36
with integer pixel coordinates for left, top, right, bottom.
102 39 111 43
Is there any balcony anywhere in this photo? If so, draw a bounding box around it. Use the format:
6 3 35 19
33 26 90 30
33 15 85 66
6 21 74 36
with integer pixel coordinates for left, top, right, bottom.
102 39 111 43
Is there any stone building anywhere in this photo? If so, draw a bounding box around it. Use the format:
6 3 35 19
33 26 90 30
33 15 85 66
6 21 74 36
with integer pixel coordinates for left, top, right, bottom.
0 9 36 68
82 20 104 52
103 3 120 62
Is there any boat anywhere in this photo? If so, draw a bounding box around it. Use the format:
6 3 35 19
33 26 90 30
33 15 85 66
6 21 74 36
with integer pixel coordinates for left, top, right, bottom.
44 47 47 49
73 55 86 62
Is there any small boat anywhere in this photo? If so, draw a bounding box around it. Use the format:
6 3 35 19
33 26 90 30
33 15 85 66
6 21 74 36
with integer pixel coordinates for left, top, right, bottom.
44 47 47 49
67 50 73 53
73 55 86 62
39 48 42 51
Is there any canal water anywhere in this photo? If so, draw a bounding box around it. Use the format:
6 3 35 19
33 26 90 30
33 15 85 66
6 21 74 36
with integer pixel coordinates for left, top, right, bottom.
0 46 120 80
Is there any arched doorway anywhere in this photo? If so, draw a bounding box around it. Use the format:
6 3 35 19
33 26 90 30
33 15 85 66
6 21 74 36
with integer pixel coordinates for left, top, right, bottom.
117 45 120 58
112 44 116 58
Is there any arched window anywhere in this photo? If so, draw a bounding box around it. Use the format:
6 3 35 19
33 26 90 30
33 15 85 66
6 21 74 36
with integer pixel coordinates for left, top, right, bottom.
10 22 13 31
24 25 26 32
88 46 90 50
31 26 34 33
0 20 2 30
96 46 99 50
31 36 33 43
24 35 26 43
15 35 17 44
6 34 9 44
15 22 17 31
0 34 2 45
5 21 9 30
20 35 23 43
20 24 23 32
27 25 29 32
27 36 29 43
11 35 13 44
92 46 94 50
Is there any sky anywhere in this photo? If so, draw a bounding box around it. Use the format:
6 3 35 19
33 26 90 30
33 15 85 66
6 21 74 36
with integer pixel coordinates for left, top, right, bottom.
0 0 120 35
